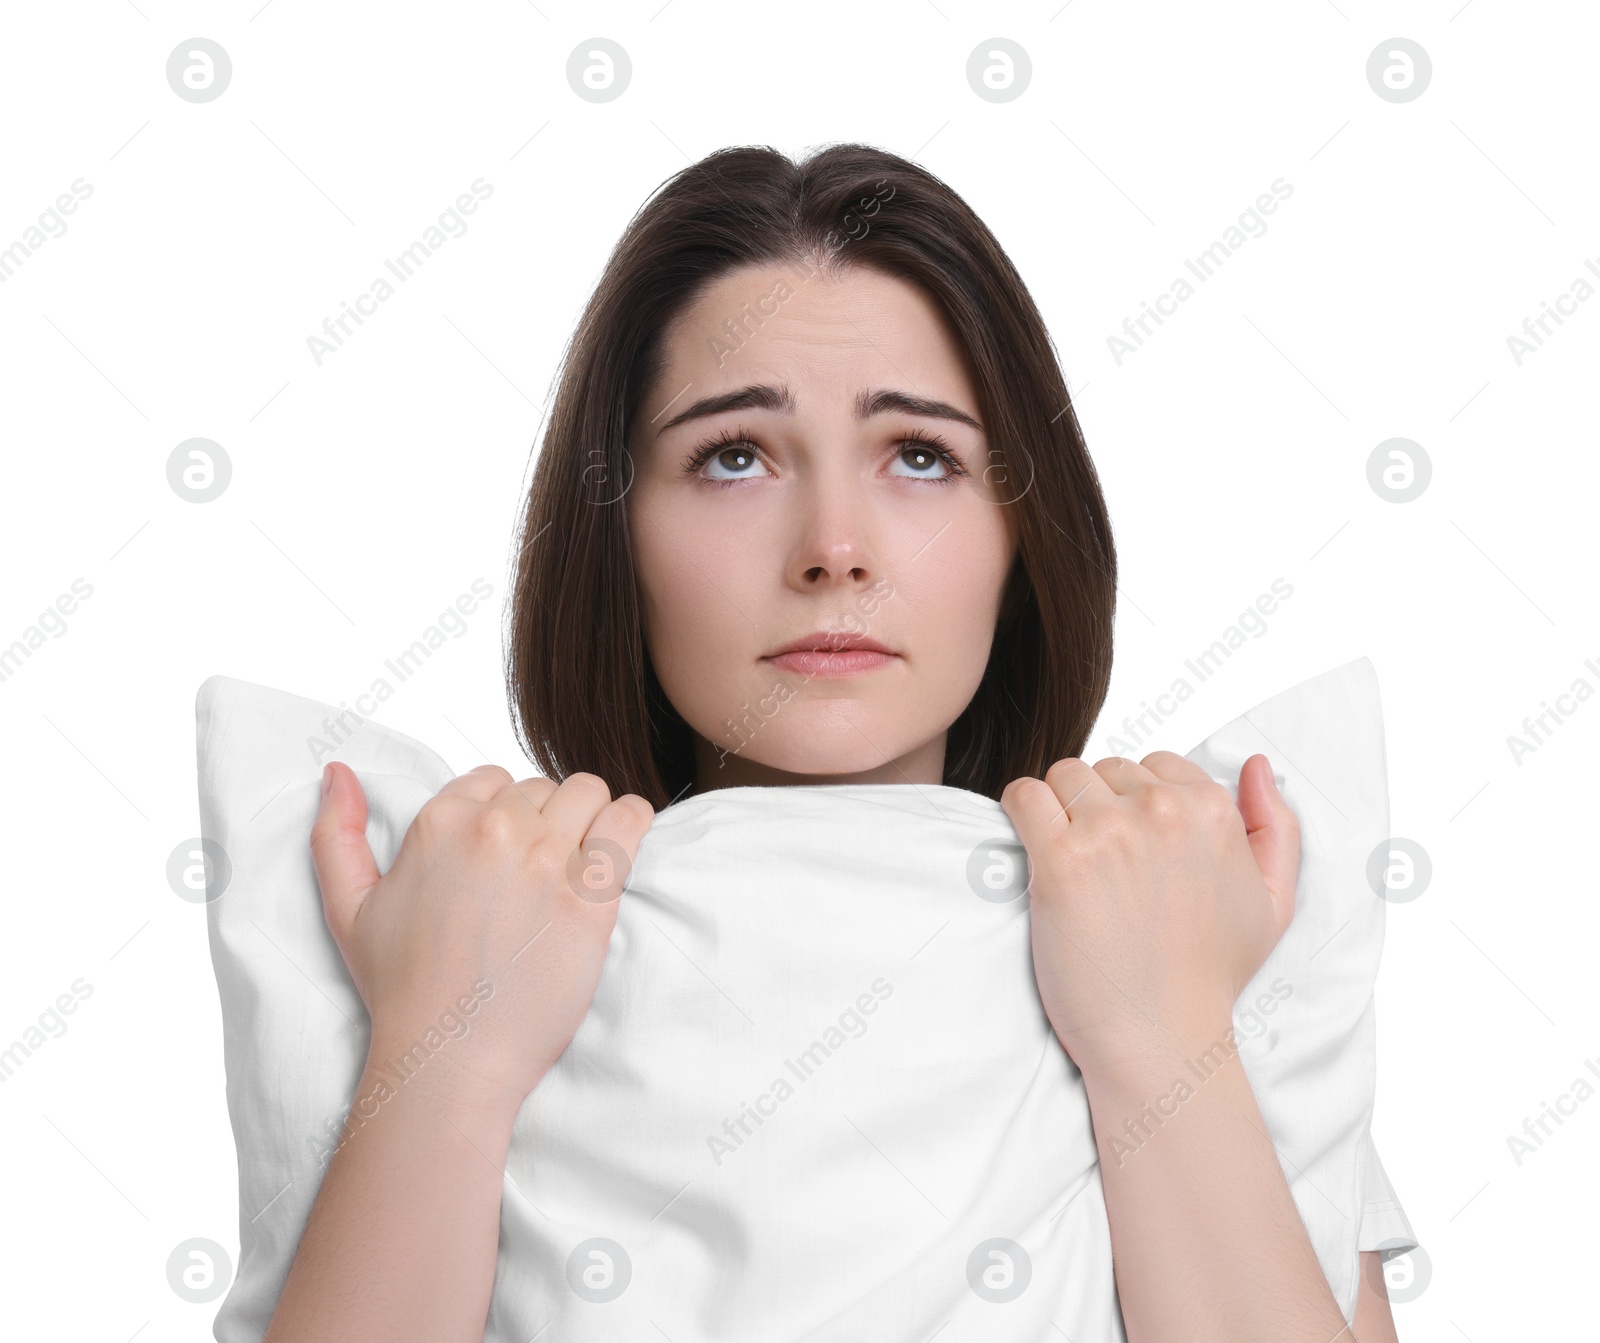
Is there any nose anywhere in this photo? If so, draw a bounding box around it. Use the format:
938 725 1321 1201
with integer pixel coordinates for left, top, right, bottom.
786 473 880 592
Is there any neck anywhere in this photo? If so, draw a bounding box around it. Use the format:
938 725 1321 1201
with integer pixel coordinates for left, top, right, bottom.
689 731 947 794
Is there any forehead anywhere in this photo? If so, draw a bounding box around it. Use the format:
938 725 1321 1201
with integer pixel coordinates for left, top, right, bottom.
645 261 977 416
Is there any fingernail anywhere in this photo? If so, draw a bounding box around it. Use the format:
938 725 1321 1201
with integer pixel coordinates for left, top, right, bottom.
321 763 333 797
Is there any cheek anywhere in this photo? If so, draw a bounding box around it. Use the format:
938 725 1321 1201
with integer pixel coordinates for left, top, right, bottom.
898 511 1014 671
908 571 1001 666
629 494 753 672
925 501 1012 597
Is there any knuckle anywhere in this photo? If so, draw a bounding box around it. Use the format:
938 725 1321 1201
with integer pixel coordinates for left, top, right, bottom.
411 801 445 841
1002 775 1040 807
1137 785 1181 822
526 775 560 800
412 796 467 843
1042 758 1086 793
470 804 521 847
563 771 613 801
499 777 555 814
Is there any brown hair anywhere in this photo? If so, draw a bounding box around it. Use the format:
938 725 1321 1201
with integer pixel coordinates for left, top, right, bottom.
506 142 1117 810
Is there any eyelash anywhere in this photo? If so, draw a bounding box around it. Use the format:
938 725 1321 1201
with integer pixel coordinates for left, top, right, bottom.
678 424 970 488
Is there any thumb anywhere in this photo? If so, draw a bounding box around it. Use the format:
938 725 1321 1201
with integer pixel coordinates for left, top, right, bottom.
1237 753 1300 935
309 760 381 948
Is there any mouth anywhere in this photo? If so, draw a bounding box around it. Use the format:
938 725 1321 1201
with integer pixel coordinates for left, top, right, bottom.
761 631 898 679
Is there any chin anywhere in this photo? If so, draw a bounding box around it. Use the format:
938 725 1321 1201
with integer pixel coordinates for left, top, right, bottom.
744 725 911 780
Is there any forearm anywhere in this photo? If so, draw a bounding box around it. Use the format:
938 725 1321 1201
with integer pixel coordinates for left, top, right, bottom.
265 1034 523 1342
1082 1022 1352 1343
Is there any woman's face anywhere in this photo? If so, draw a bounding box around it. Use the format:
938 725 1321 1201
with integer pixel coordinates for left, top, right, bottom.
626 259 1018 792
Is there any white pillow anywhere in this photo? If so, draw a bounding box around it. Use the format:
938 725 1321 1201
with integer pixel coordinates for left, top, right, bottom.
194 655 1418 1340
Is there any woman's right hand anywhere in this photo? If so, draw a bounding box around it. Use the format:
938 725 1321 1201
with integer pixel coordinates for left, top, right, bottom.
309 761 655 1115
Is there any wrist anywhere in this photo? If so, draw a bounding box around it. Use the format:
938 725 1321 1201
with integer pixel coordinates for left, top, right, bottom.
1071 1010 1242 1099
362 1025 532 1129
1075 1021 1258 1172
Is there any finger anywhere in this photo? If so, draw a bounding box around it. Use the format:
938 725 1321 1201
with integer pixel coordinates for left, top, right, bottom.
1089 754 1159 796
565 794 655 904
435 763 517 803
1136 750 1216 787
1237 754 1300 934
999 775 1068 852
1041 757 1110 820
309 761 381 946
536 771 615 847
493 774 560 815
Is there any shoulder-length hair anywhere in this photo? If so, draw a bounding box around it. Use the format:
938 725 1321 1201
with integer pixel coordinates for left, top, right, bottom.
506 142 1117 810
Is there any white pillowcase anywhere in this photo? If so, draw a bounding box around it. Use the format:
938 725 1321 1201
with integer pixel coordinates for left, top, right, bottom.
195 655 1417 1340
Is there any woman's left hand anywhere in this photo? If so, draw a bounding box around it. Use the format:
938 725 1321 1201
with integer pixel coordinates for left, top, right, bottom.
999 751 1300 1088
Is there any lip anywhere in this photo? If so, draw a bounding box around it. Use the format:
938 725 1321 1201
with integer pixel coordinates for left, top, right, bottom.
761 631 898 679
764 631 893 657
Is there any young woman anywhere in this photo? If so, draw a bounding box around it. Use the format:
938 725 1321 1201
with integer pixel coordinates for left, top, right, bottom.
279 143 1400 1341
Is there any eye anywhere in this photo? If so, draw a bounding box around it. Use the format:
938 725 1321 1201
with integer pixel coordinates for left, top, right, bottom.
887 429 968 485
678 424 971 488
680 426 773 486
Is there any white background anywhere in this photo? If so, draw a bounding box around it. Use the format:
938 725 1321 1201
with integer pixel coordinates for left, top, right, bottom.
1 2 1594 1338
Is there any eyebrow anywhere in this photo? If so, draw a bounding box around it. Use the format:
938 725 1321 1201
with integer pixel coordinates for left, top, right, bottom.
652 383 984 436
